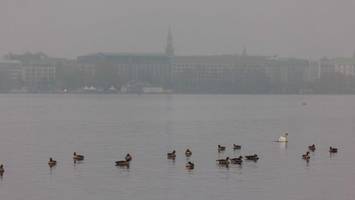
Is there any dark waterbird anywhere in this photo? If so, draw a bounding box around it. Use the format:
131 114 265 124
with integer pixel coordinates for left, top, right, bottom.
125 153 132 162
302 151 310 161
245 154 259 161
167 150 176 159
329 147 338 153
216 157 230 165
308 144 316 152
73 152 84 163
115 160 130 167
186 161 194 170
218 145 226 152
230 156 243 165
0 164 4 176
233 144 241 150
116 153 132 167
48 157 57 168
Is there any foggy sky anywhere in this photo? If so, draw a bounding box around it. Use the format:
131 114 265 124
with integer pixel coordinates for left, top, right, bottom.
0 0 354 59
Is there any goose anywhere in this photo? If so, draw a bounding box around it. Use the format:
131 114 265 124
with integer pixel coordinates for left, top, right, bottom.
167 150 176 159
233 144 241 150
308 144 316 152
218 145 226 152
302 151 310 161
329 147 338 153
278 132 288 142
125 154 132 162
230 156 243 165
0 164 4 176
115 160 130 167
48 157 57 168
186 161 194 170
116 153 132 167
216 157 229 165
245 154 259 161
73 152 84 162
185 149 192 157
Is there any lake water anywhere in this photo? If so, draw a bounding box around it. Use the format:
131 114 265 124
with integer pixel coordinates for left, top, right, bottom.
0 94 354 200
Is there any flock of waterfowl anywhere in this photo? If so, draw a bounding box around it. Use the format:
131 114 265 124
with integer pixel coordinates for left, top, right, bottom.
167 145 260 170
215 144 259 168
301 145 338 162
0 132 339 176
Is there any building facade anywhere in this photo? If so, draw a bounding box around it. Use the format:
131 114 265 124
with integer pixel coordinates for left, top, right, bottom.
319 57 355 78
171 55 236 92
334 57 355 76
77 53 172 89
0 60 22 91
172 55 309 93
22 60 56 91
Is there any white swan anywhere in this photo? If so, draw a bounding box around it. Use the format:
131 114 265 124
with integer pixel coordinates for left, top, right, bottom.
278 132 288 142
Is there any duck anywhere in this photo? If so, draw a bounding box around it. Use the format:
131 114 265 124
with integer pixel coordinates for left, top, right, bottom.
186 161 194 170
308 144 316 152
185 149 192 157
230 156 243 165
73 152 84 162
245 154 259 161
278 132 288 142
233 144 241 150
167 150 176 159
302 151 310 161
125 153 132 162
216 157 229 165
329 146 338 153
0 164 4 176
48 157 57 168
218 145 226 152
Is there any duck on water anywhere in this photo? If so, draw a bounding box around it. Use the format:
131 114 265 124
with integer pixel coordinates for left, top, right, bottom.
230 156 243 165
48 157 57 168
217 145 226 152
185 149 192 157
116 153 133 167
73 152 84 163
233 144 241 150
245 154 259 161
329 147 338 153
302 151 310 161
186 161 194 170
0 164 4 176
216 157 229 166
167 150 176 160
308 144 316 152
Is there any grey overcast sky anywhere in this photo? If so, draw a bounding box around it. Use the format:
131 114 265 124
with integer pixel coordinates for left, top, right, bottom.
0 0 354 59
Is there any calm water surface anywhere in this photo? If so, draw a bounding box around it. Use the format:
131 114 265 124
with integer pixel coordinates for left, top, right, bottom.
0 94 354 200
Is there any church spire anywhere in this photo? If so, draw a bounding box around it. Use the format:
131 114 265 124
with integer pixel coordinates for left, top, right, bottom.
165 27 174 56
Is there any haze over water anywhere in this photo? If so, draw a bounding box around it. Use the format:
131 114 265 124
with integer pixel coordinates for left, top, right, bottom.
0 94 354 200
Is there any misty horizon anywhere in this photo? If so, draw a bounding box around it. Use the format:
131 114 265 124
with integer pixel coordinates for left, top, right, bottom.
1 0 355 59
